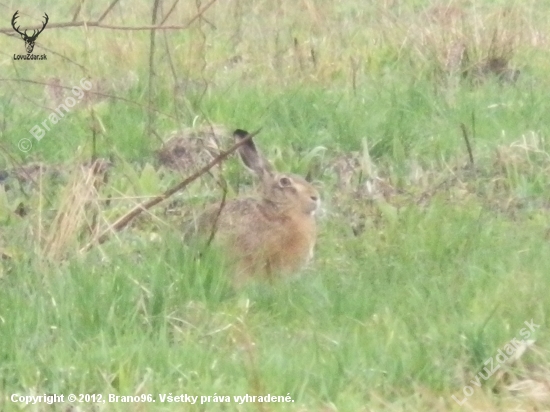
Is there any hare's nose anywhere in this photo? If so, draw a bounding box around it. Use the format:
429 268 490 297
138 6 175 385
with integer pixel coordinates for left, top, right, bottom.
310 195 318 202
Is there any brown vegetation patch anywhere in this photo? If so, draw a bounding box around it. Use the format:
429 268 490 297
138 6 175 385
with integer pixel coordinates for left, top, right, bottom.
326 132 550 235
157 124 230 175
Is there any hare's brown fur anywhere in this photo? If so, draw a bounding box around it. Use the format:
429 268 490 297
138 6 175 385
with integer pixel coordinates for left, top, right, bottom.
192 130 319 286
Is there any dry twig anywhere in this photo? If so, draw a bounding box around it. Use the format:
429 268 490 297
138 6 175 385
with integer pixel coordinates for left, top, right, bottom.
80 128 261 252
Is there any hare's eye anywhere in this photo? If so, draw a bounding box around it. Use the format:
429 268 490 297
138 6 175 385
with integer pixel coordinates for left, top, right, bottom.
278 176 292 187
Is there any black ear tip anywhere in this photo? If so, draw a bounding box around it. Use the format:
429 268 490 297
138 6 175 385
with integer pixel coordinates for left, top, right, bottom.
233 129 249 139
233 129 250 139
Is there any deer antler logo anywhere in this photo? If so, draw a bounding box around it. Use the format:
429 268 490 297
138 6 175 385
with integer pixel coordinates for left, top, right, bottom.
11 11 49 54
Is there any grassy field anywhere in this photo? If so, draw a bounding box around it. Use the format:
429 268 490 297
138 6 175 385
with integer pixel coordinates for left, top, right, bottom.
0 0 549 411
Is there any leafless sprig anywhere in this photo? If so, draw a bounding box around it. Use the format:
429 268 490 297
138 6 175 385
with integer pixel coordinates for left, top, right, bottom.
80 128 261 252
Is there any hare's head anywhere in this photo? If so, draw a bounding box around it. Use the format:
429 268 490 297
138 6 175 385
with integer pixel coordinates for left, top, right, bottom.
234 129 320 216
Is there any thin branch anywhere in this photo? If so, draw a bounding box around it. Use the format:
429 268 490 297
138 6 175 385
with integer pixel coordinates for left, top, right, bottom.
0 0 219 33
160 0 181 26
194 0 210 109
0 78 178 121
205 181 227 248
22 44 88 70
147 0 161 139
0 22 201 33
204 175 228 249
471 110 476 141
0 34 88 70
72 0 85 22
460 123 475 166
97 0 121 23
162 24 187 127
171 0 218 30
80 128 262 252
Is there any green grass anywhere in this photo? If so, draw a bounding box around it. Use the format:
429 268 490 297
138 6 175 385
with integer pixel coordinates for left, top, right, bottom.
1 0 549 411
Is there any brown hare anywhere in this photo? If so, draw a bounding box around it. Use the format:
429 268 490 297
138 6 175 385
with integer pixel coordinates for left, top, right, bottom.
191 129 320 286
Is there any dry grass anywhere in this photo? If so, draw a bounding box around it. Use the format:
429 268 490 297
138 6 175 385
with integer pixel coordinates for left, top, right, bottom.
42 159 109 260
413 4 526 82
324 128 550 239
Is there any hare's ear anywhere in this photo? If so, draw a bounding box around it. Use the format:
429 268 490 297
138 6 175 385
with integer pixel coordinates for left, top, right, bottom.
233 129 274 178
